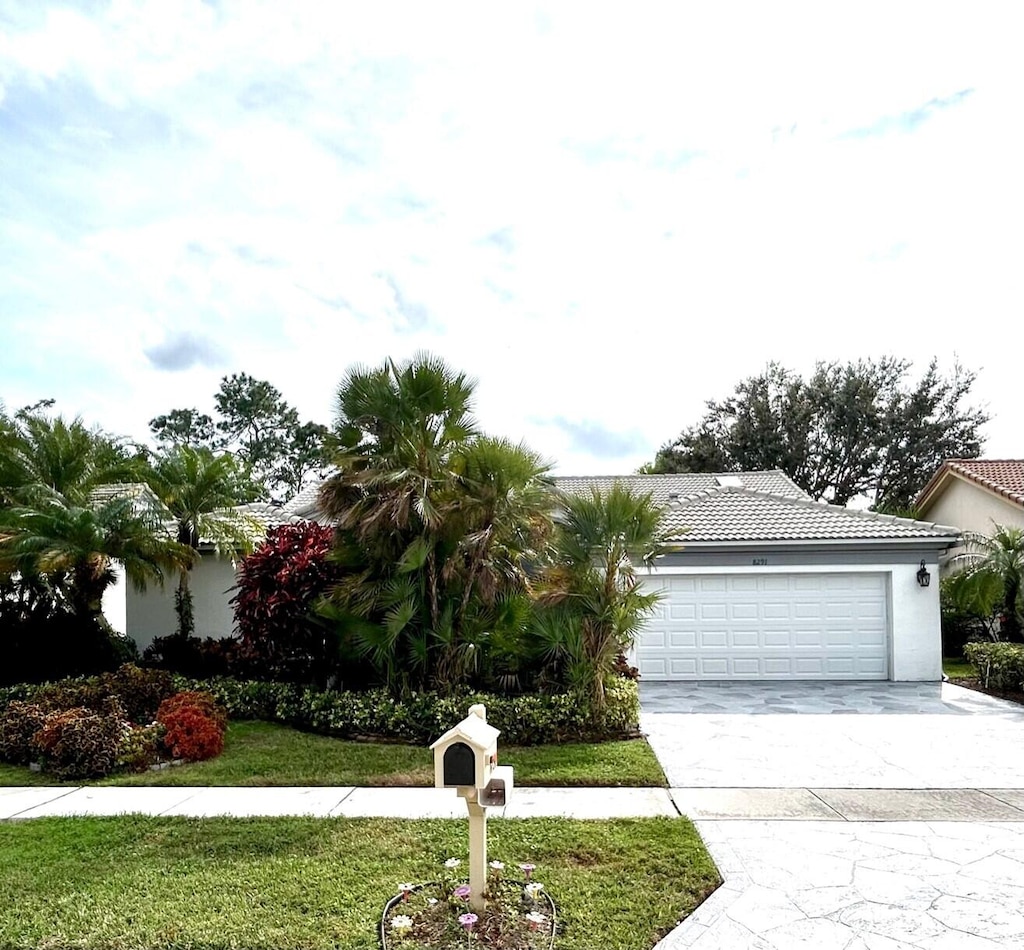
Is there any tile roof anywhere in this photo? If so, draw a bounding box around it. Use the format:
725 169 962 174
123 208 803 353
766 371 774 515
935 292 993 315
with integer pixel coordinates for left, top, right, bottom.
918 459 1024 509
554 470 811 504
656 487 960 544
279 480 329 520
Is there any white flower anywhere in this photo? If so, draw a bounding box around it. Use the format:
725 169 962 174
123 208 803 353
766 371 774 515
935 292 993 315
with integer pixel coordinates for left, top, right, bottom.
524 882 544 899
488 860 505 870
390 914 413 932
427 898 439 906
444 858 461 869
526 911 548 930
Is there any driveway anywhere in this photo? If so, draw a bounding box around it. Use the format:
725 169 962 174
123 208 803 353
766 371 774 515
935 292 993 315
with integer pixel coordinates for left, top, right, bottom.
642 681 1024 949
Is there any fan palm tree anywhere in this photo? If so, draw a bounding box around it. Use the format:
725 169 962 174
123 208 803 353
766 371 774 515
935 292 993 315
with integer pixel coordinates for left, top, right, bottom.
535 485 666 708
146 445 262 639
319 354 555 692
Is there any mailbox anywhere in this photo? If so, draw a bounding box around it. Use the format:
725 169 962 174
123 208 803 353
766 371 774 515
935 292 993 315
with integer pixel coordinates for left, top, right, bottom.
430 704 500 790
480 765 514 807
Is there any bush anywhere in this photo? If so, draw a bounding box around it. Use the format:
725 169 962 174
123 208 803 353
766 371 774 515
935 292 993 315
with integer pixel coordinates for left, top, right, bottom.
173 676 640 745
157 691 227 731
101 665 176 723
231 522 345 685
142 635 252 679
118 723 164 773
964 642 1024 690
159 707 224 761
33 700 126 779
0 701 50 764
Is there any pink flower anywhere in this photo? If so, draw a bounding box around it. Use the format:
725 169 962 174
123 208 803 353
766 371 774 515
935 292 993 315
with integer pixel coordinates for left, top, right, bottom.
458 912 478 930
519 862 536 880
453 885 471 900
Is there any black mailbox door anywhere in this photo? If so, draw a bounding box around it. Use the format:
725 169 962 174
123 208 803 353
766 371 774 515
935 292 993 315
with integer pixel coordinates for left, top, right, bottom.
443 742 476 786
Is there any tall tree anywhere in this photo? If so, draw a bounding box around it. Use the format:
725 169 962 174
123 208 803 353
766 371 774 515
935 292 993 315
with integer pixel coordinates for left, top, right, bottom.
319 354 555 693
146 445 262 639
149 374 329 504
647 358 988 510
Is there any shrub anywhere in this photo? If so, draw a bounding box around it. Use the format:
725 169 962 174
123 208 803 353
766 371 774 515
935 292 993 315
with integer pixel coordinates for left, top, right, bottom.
172 676 640 745
0 701 50 764
118 723 165 772
159 707 224 761
231 522 345 685
157 691 227 731
33 700 126 779
101 664 176 723
143 635 252 679
964 642 1024 690
32 677 109 714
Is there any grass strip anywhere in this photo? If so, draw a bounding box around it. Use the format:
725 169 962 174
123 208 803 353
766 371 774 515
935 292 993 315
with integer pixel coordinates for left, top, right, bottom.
0 815 719 950
0 721 667 788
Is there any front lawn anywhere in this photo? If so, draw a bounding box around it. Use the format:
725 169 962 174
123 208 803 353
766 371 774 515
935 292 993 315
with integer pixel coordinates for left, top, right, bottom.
0 815 719 950
0 721 667 788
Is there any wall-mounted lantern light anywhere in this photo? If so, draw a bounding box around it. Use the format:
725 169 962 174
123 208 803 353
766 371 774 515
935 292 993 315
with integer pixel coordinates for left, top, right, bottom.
916 560 931 588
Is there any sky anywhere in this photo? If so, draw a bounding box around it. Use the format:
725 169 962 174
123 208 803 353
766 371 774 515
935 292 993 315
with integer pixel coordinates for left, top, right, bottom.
1 1 1021 480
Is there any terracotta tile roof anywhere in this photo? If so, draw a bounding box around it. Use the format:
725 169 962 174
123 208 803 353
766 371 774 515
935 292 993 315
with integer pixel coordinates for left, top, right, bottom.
654 487 960 544
932 459 1024 507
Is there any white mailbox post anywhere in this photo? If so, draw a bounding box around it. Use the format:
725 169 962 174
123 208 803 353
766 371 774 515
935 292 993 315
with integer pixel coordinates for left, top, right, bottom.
430 703 514 910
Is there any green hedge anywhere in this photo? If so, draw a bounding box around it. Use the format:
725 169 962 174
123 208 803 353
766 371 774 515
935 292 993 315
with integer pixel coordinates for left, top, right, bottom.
171 675 640 745
0 668 640 746
963 642 1024 691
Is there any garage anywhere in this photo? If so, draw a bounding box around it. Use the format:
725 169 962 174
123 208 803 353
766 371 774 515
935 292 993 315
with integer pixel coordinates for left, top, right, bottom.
635 572 889 680
554 471 961 682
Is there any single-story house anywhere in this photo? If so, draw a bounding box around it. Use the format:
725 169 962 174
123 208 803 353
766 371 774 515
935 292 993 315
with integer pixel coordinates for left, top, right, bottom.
557 472 959 682
122 470 959 682
915 459 1024 542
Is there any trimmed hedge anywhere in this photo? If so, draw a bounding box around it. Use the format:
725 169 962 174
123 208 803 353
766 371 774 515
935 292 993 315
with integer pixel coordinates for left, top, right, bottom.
0 665 640 747
171 675 641 746
964 642 1024 691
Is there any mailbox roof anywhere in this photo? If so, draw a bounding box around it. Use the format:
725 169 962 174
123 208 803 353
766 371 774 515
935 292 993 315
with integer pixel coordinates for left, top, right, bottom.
429 715 500 751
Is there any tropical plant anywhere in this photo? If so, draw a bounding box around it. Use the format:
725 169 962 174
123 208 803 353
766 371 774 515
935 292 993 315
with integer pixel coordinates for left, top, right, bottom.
146 445 261 639
949 526 1024 642
534 485 665 708
232 521 346 685
319 354 555 694
0 488 194 643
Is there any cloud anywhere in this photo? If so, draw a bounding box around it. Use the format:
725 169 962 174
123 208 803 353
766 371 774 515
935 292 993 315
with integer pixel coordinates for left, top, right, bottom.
144 332 227 372
544 417 650 460
840 88 974 139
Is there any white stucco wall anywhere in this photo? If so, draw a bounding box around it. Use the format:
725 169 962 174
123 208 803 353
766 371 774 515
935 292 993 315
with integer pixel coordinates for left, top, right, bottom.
630 560 942 682
126 556 240 652
924 478 1024 538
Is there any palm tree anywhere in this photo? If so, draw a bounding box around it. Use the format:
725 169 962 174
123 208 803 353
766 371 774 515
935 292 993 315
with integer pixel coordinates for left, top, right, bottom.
0 488 193 639
319 354 555 692
146 445 262 639
535 485 666 709
951 526 1024 641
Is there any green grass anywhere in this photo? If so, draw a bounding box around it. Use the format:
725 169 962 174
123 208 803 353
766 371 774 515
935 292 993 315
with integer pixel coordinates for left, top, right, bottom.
0 815 719 950
943 657 975 680
0 721 667 788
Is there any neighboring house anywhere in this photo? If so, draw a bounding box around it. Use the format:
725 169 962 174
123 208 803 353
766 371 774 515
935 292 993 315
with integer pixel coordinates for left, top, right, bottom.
558 472 959 683
123 469 960 682
915 459 1024 543
123 502 289 653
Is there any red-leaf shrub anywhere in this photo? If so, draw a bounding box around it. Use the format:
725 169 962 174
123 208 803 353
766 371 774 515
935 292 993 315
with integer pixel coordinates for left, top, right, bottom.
231 522 344 683
0 701 50 764
159 707 224 761
157 690 227 731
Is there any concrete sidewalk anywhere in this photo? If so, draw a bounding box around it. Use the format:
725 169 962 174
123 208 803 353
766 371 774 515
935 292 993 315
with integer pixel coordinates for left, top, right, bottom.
8 784 1024 822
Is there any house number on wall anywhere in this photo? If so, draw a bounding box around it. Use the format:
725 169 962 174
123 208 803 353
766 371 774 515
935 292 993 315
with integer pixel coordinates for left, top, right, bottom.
752 558 768 566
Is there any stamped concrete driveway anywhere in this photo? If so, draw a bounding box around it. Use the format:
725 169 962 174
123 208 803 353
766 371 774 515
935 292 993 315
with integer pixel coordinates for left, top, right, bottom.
641 681 1024 788
643 681 1024 949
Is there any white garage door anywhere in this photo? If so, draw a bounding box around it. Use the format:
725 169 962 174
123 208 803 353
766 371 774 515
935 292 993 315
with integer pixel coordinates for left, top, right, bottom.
635 573 889 680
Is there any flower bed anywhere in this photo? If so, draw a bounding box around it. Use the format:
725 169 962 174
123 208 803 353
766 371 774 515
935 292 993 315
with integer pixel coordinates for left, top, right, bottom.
382 860 556 949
